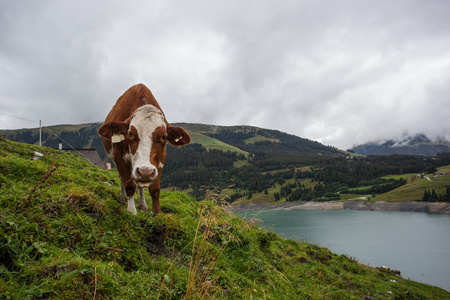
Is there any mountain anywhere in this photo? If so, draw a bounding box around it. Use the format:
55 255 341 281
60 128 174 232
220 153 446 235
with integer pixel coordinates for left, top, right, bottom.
0 122 342 163
351 134 450 156
0 122 107 159
4 123 450 205
176 123 341 156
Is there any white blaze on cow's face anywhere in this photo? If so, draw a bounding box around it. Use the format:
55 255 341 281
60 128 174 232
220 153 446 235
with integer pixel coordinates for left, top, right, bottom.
127 105 166 187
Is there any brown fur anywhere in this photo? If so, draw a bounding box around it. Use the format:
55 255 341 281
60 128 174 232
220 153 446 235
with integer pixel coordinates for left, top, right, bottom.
98 84 190 215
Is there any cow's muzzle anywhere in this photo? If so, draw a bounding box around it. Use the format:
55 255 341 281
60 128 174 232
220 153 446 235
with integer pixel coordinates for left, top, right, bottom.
134 166 157 187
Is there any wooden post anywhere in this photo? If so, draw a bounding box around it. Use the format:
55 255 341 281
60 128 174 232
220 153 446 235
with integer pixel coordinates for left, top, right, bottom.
39 120 42 146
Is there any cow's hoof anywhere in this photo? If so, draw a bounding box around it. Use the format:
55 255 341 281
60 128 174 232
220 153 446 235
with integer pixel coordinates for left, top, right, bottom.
138 204 148 211
127 208 137 215
127 206 137 215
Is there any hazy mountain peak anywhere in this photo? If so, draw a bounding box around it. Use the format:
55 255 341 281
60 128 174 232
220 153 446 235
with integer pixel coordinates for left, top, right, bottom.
353 133 450 156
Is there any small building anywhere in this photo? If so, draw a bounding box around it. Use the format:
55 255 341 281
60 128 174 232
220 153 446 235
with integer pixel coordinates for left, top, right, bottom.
434 172 448 177
68 149 105 169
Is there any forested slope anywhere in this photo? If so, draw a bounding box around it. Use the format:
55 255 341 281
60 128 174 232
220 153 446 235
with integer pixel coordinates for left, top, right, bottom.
3 123 450 204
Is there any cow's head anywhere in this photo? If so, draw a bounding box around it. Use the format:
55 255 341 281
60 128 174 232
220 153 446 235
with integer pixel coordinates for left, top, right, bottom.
98 104 190 187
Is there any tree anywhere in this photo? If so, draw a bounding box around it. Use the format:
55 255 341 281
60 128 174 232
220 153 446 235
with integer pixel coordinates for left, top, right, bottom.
446 186 450 202
431 189 438 200
274 192 280 201
422 190 431 202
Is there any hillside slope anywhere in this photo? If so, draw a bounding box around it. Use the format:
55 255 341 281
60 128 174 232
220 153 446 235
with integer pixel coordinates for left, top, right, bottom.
1 122 107 160
1 138 448 299
1 121 341 161
176 123 341 156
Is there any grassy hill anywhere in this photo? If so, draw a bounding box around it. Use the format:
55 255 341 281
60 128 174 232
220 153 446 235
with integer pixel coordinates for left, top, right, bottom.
1 138 449 299
232 166 450 206
374 167 450 202
0 122 103 150
187 131 249 157
0 121 342 161
0 122 107 162
3 123 450 207
175 123 340 156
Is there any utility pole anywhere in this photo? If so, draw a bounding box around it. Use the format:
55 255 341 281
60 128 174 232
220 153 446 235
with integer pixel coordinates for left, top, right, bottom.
39 120 42 146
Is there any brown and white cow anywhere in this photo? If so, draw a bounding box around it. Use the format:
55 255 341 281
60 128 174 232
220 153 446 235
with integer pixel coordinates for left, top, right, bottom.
98 84 190 215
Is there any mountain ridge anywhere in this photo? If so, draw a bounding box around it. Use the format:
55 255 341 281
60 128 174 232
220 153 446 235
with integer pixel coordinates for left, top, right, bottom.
2 124 450 209
1 122 343 162
351 133 450 156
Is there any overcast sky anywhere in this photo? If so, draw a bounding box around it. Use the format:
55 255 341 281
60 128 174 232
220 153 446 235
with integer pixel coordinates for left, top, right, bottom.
1 0 449 149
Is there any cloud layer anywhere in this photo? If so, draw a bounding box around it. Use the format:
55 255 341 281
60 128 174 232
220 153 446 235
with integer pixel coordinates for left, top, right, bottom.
1 0 450 149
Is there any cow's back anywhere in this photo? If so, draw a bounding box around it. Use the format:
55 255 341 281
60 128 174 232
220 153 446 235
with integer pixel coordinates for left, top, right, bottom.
104 84 166 123
102 84 168 155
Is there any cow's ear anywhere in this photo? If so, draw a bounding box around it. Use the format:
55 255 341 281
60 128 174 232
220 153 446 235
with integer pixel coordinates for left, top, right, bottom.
167 126 190 147
98 121 129 140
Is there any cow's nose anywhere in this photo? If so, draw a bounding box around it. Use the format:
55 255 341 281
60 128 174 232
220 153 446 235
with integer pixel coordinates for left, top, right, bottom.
136 167 157 182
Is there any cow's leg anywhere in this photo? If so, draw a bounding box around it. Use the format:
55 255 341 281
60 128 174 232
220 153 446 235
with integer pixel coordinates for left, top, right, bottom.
138 187 148 211
120 179 127 204
116 160 137 214
149 181 161 215
125 196 136 214
122 178 137 215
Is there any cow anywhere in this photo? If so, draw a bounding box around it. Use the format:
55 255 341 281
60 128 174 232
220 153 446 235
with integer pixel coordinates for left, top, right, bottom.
98 84 190 215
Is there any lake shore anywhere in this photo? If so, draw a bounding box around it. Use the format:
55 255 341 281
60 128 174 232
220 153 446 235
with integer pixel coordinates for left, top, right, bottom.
231 200 450 214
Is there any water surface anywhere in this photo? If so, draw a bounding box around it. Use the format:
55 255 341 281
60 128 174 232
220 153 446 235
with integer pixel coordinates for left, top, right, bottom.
236 209 450 292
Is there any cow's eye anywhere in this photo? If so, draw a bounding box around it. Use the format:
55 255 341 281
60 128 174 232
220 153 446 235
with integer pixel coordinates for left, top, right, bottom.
128 131 133 138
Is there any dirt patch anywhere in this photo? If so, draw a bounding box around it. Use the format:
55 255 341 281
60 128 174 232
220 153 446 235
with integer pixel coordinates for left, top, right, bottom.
145 224 168 256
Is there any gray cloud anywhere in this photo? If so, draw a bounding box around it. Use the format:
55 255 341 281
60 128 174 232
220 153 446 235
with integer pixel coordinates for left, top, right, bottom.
1 0 449 149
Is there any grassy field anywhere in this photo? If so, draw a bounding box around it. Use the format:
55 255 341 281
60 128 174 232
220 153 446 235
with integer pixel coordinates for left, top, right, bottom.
375 167 450 202
187 131 249 157
1 138 448 299
232 166 450 205
244 135 281 144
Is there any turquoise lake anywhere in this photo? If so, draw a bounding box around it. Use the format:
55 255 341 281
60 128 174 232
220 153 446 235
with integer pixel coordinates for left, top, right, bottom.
235 209 450 292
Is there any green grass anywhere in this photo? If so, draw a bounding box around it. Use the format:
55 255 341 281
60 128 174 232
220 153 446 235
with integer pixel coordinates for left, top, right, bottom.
187 131 249 157
375 177 448 203
244 135 280 145
232 159 250 168
381 173 418 180
1 137 449 299
233 178 317 205
233 167 450 205
372 166 450 202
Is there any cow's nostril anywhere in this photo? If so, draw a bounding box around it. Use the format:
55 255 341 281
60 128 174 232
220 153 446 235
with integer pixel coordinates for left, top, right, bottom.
136 167 156 181
136 168 142 178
